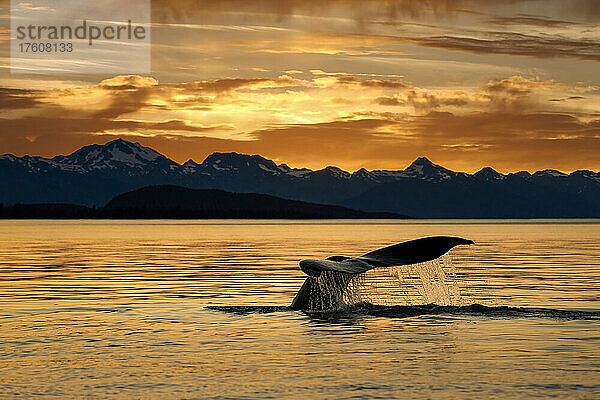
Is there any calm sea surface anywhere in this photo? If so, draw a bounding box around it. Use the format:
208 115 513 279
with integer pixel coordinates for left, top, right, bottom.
1 220 599 399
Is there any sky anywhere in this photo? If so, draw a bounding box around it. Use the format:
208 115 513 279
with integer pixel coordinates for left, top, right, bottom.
1 0 599 173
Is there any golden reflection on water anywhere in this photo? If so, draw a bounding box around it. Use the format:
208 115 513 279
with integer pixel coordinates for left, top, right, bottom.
0 220 599 399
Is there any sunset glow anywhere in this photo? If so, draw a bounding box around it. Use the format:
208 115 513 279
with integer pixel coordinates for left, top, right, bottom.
1 0 599 172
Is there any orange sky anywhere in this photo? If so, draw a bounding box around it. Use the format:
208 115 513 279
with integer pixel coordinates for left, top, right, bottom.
1 0 599 173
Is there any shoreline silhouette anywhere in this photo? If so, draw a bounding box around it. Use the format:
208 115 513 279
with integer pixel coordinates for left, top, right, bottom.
0 185 407 219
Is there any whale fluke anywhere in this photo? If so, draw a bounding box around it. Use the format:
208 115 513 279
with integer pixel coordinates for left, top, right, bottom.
291 236 473 310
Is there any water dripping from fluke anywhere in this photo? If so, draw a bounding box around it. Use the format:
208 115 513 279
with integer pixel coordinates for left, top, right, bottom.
290 236 473 311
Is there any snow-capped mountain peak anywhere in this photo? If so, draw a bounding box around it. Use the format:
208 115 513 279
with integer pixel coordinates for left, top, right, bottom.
474 166 504 180
318 166 351 179
48 139 175 174
200 152 281 174
351 168 373 179
278 163 312 178
56 139 154 163
533 169 568 178
404 157 455 180
570 170 600 182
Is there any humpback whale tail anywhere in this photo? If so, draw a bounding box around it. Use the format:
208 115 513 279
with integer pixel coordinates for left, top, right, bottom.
291 236 474 310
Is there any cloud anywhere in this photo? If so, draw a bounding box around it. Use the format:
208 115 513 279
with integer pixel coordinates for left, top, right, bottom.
334 76 409 89
98 75 159 90
404 32 600 61
230 33 409 56
486 15 578 28
5 75 313 121
549 96 586 102
310 70 405 79
173 78 270 93
330 97 357 105
375 91 469 110
171 76 308 94
374 96 405 106
0 116 224 138
485 76 565 95
404 89 469 110
92 88 156 119
480 76 576 112
0 88 41 109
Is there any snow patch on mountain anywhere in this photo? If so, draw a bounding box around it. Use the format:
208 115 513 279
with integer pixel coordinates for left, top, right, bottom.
322 166 350 179
212 162 238 171
534 169 567 177
258 163 278 173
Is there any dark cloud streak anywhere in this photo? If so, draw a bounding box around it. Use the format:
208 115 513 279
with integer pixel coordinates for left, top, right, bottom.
405 32 600 61
486 15 578 28
0 88 41 109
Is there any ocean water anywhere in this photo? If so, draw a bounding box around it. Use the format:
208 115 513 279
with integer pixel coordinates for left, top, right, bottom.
0 220 599 399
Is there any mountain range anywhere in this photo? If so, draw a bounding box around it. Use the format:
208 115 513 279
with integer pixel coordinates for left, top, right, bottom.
2 138 600 218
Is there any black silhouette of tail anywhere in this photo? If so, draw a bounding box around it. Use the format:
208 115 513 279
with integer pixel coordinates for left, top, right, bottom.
291 236 473 310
